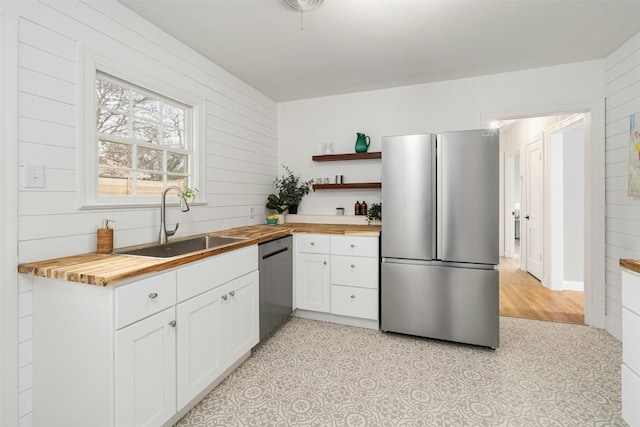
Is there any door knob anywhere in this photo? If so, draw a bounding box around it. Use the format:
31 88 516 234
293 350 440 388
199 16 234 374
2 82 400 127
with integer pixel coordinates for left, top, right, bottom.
169 320 176 327
229 291 235 297
148 292 158 299
222 294 228 301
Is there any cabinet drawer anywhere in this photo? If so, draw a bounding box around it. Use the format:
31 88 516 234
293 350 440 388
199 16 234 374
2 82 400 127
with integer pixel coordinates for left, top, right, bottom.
177 245 258 302
331 255 379 289
115 271 176 329
330 285 378 320
296 234 330 254
331 235 379 257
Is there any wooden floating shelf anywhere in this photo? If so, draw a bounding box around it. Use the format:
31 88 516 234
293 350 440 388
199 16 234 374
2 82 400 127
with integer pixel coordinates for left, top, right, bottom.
312 152 381 162
312 182 381 191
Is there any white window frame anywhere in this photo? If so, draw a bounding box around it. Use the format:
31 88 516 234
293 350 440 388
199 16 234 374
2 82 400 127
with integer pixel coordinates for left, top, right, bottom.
79 49 205 209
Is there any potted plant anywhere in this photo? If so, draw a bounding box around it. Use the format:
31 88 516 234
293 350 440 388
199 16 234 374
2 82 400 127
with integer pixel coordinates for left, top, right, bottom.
183 187 199 202
366 202 381 225
265 192 288 214
270 165 313 214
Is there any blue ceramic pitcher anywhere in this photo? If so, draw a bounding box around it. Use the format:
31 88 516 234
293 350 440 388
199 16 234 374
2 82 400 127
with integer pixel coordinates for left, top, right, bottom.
355 133 371 153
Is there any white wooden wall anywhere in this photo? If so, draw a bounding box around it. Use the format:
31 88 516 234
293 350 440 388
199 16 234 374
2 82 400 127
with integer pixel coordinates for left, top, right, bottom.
604 32 640 340
2 1 277 425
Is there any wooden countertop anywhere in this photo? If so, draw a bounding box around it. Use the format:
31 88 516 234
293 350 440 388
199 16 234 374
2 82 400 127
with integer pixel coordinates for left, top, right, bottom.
620 259 640 275
17 223 380 286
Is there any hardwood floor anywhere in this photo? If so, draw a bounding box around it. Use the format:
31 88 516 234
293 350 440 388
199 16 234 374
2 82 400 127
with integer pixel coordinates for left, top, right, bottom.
499 257 584 325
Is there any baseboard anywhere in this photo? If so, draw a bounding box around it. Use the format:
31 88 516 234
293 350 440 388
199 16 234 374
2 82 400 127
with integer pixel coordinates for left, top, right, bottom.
563 280 584 291
293 309 379 330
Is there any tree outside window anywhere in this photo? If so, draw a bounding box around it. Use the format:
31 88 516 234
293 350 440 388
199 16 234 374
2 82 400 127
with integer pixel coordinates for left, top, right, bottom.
96 73 191 197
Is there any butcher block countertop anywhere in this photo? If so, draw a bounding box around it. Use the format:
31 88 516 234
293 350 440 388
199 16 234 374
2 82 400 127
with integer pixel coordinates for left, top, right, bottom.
620 259 640 275
17 223 381 286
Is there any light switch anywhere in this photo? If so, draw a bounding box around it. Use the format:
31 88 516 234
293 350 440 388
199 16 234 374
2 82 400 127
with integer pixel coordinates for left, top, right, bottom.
24 164 45 188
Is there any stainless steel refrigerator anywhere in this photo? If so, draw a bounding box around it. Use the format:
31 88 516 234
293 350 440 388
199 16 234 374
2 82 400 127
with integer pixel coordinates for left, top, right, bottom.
380 130 499 348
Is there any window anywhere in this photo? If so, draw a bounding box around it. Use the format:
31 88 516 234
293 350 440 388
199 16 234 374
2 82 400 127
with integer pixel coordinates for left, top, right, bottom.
95 72 193 199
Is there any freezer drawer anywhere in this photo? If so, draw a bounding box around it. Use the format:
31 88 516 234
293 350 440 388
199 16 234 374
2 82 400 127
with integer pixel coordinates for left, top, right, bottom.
381 260 499 348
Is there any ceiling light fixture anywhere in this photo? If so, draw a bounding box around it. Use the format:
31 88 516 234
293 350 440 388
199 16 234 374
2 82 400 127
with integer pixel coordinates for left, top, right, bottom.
281 0 326 31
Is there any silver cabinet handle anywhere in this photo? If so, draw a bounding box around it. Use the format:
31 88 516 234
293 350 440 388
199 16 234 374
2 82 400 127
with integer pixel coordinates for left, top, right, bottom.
229 291 235 297
350 264 355 268
148 292 158 299
350 244 355 248
350 295 355 299
169 320 176 327
222 294 228 301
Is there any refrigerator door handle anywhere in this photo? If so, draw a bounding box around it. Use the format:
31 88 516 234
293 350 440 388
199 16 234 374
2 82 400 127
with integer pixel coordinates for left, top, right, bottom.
382 257 496 270
436 135 442 259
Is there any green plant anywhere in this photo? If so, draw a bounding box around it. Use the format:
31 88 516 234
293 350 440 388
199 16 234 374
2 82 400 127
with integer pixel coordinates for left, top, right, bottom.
265 192 289 214
273 165 313 207
183 187 199 200
366 202 381 225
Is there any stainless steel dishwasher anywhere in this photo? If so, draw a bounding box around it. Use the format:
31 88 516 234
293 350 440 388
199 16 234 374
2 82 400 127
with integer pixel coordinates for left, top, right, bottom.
258 236 293 341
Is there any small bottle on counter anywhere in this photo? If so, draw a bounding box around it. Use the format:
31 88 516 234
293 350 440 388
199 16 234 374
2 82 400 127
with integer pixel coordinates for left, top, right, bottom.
362 201 368 216
97 219 115 254
355 201 361 216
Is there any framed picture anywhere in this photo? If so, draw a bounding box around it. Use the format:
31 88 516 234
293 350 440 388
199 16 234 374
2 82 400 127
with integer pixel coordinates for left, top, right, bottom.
629 112 640 197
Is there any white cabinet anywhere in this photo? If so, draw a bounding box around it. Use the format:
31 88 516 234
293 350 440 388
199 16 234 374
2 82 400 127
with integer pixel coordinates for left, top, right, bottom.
226 271 260 363
330 235 379 321
31 245 258 427
176 285 226 410
115 307 177 427
176 270 258 410
295 234 331 312
622 268 640 427
296 252 331 312
294 233 379 325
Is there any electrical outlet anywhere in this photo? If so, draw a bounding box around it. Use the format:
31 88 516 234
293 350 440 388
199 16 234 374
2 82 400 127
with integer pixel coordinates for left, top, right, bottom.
24 164 45 188
250 207 255 219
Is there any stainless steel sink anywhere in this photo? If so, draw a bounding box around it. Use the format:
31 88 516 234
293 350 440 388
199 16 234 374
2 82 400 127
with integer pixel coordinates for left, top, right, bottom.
115 235 247 258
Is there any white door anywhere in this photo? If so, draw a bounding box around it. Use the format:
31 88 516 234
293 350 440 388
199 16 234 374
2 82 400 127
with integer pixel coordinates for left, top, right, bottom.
115 307 176 427
296 253 330 312
525 136 544 280
176 286 226 410
226 271 260 363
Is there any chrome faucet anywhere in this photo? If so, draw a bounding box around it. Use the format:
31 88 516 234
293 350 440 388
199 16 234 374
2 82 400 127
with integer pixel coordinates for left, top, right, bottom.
159 186 190 244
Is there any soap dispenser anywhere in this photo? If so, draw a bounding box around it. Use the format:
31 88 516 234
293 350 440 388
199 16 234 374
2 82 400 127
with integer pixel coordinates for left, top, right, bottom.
97 219 115 254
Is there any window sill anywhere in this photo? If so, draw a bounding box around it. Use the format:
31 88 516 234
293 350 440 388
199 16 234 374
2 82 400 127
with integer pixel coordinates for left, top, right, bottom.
78 201 208 210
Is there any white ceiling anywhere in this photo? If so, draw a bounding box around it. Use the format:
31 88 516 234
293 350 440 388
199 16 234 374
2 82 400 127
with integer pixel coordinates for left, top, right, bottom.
117 0 640 102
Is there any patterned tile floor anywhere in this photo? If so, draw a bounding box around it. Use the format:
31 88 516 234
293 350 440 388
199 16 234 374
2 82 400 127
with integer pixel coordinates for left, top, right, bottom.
175 317 625 426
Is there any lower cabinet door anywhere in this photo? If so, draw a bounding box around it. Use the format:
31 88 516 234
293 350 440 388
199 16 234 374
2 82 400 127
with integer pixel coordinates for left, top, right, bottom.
296 253 330 312
115 307 176 427
176 286 227 410
226 271 260 363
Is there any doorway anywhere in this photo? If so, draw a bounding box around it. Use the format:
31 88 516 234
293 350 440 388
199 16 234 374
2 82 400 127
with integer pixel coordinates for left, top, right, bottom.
500 114 586 324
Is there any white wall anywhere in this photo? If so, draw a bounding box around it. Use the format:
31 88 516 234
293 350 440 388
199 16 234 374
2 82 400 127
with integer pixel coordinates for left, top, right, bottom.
564 127 585 284
278 61 608 331
279 61 604 216
1 1 277 424
604 32 640 340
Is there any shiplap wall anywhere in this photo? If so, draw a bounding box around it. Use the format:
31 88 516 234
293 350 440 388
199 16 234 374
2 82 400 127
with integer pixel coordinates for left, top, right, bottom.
604 32 640 340
2 1 277 424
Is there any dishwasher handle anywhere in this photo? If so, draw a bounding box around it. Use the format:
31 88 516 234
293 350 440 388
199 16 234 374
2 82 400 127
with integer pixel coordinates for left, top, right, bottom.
261 246 290 260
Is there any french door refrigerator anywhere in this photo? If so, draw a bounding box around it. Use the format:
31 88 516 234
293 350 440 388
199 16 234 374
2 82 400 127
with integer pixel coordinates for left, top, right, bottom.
380 130 499 348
